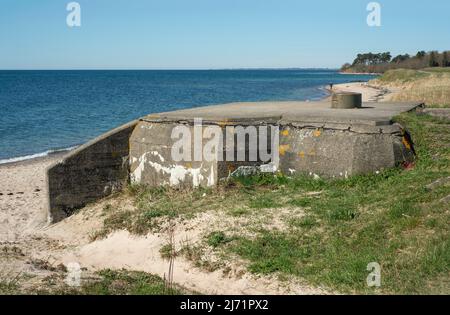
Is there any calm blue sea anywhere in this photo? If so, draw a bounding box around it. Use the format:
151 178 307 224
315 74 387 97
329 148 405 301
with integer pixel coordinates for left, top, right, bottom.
0 70 375 163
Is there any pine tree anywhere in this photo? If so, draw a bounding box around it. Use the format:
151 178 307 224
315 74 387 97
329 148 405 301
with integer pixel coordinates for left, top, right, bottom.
443 51 449 67
416 51 426 59
429 51 439 67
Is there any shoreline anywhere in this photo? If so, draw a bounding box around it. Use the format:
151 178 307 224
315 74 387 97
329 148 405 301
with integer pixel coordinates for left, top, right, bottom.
327 81 394 102
0 150 69 168
339 71 382 75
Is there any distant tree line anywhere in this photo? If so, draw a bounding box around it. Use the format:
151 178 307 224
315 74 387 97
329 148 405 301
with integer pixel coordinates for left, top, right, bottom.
341 50 450 73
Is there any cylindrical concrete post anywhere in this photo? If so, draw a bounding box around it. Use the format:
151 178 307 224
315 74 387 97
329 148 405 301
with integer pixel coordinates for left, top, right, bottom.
331 92 362 109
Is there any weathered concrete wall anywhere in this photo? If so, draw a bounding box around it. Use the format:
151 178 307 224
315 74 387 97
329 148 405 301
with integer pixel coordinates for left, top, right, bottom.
129 119 279 188
46 120 138 222
129 122 217 188
278 123 415 178
129 119 416 187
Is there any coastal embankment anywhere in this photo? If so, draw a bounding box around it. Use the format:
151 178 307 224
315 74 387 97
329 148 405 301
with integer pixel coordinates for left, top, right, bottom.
337 68 450 108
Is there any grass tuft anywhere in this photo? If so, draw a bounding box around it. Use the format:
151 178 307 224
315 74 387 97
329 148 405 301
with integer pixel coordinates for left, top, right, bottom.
206 231 233 248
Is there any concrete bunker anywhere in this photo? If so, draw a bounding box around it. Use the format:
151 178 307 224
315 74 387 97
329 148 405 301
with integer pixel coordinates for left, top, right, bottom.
47 99 421 222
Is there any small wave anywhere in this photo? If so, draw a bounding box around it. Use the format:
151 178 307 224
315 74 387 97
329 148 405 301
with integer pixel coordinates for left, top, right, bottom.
0 146 78 165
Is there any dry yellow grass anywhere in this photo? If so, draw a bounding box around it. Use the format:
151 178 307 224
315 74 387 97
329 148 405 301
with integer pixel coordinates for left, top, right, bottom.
371 69 450 108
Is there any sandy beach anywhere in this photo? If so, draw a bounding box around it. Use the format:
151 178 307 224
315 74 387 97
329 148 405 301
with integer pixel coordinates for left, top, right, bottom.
0 155 62 242
329 81 394 102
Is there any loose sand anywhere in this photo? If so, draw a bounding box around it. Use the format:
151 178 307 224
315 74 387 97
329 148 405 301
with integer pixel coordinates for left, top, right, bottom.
0 156 58 242
330 81 396 102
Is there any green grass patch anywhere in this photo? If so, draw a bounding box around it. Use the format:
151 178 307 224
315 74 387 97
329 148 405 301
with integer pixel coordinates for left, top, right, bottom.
2 269 189 295
289 197 314 208
249 195 281 209
376 69 430 83
423 67 450 73
0 279 20 295
206 231 233 248
96 185 232 236
228 207 251 217
159 244 177 260
288 216 318 229
75 269 183 295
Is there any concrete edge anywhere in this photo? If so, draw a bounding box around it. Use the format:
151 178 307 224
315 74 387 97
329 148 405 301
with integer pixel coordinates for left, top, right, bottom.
45 119 139 223
141 102 425 128
138 117 404 135
45 119 139 169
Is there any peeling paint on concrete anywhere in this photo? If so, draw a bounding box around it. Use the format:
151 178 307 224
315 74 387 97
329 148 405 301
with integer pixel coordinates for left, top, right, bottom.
131 153 146 183
131 152 215 187
207 165 215 186
260 163 278 173
150 151 165 162
164 164 203 186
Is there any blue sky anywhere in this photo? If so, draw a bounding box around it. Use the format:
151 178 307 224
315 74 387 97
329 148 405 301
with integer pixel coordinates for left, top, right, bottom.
1 0 449 69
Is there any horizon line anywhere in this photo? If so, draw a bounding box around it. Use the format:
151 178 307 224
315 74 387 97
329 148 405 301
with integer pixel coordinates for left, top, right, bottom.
0 67 341 71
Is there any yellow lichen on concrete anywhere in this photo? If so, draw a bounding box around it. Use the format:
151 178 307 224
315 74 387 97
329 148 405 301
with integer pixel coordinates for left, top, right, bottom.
217 119 231 128
279 144 290 156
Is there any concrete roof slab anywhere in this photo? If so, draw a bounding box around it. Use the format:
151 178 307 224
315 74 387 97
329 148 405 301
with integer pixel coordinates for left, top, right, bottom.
142 101 423 127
